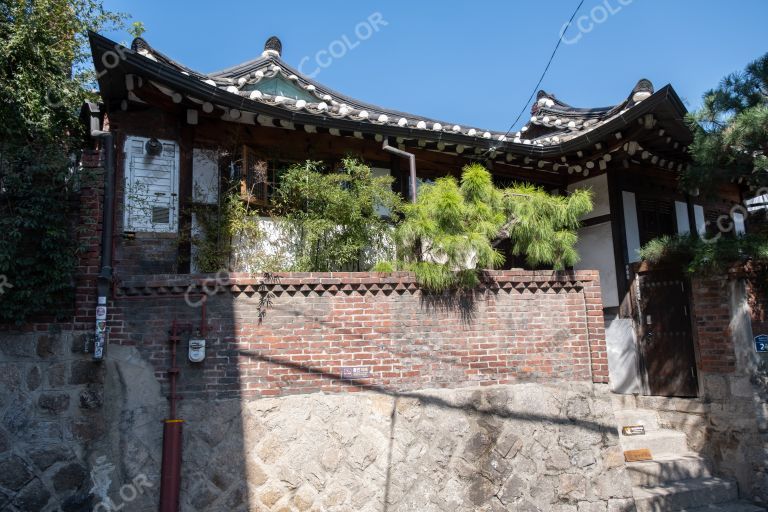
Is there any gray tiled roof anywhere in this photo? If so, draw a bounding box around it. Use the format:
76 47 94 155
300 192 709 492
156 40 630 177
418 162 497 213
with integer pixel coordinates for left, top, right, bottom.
129 36 659 149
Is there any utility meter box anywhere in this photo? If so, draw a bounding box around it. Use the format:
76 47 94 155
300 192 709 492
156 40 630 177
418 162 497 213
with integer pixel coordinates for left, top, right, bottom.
189 339 206 363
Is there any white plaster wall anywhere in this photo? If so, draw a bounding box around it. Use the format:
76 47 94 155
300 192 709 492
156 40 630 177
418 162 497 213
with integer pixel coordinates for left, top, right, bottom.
574 222 619 308
192 216 295 274
694 204 706 236
734 212 746 235
606 318 642 394
231 216 295 272
567 174 610 221
675 201 690 235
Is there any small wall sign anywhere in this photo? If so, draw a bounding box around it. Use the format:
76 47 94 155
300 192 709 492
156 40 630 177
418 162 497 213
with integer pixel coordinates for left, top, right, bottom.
755 334 768 353
341 366 370 380
621 425 646 436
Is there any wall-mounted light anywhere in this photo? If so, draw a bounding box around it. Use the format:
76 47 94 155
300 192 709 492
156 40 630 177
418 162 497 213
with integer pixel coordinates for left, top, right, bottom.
145 138 163 157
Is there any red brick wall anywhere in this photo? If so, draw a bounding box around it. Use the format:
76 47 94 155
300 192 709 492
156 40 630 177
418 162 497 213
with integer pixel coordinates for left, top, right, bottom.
691 276 737 374
73 167 104 331
111 123 183 277
109 270 607 400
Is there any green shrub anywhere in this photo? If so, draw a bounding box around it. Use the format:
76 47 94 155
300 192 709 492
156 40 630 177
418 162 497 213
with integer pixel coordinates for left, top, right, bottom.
639 233 768 274
273 158 403 272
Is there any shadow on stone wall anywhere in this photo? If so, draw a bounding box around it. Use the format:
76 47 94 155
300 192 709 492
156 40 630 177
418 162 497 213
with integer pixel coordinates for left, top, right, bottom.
230 350 634 511
0 268 626 511
0 329 108 511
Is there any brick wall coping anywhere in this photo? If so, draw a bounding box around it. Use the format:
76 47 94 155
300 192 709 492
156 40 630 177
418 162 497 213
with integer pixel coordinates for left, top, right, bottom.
116 270 600 298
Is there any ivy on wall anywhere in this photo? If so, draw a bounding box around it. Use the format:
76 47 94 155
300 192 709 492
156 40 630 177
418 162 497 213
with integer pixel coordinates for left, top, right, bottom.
0 1 124 322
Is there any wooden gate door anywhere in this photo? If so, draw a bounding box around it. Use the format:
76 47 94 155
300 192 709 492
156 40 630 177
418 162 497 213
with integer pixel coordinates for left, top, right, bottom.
630 266 698 397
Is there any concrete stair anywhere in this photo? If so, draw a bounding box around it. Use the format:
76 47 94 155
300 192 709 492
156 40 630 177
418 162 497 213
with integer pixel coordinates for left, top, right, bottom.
679 503 767 511
680 501 766 512
627 454 712 487
632 477 738 511
614 408 662 431
612 403 767 511
621 429 689 455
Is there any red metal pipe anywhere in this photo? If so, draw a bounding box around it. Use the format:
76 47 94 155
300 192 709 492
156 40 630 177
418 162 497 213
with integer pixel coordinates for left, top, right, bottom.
200 297 207 338
159 420 183 512
159 320 183 512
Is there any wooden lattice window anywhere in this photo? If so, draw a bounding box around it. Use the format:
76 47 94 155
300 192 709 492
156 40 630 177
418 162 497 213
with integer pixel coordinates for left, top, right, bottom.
637 197 675 246
240 146 273 205
238 147 293 206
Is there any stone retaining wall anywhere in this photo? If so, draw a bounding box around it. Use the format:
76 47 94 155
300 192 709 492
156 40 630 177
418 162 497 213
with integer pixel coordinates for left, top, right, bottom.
0 329 103 511
0 269 614 510
161 381 634 512
0 333 632 511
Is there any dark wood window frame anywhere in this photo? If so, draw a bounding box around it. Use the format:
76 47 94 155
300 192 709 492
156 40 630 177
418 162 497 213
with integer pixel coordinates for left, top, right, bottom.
238 146 298 207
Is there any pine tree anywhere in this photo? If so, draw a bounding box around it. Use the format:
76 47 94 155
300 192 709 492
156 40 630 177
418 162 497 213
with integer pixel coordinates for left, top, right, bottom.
685 53 768 195
382 163 592 291
640 53 768 272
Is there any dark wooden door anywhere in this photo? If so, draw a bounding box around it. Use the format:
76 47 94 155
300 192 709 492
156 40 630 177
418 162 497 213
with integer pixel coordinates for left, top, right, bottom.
631 267 698 397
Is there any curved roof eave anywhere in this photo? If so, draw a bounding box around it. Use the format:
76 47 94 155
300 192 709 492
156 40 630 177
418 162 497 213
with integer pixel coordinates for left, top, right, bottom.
89 32 691 157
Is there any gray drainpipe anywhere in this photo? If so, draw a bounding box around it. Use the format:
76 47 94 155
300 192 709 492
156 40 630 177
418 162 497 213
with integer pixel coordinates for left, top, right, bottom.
86 104 115 361
382 139 417 203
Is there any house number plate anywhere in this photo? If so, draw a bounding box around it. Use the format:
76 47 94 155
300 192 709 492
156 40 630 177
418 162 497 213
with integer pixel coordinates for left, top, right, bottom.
755 334 768 353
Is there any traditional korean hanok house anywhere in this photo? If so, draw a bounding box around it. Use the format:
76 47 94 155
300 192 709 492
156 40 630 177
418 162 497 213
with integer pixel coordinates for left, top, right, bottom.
86 33 748 398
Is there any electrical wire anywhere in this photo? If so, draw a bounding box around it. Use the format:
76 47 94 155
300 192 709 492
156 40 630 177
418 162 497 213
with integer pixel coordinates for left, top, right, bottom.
482 0 586 161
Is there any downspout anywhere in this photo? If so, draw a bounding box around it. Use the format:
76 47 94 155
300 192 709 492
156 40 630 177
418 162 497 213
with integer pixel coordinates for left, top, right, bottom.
382 139 417 203
87 104 115 361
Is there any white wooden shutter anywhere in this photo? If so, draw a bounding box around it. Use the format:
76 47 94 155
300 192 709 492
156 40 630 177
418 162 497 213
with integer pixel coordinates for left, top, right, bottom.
124 136 179 233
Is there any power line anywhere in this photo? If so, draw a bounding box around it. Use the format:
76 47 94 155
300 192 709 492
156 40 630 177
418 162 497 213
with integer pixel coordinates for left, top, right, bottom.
482 0 585 161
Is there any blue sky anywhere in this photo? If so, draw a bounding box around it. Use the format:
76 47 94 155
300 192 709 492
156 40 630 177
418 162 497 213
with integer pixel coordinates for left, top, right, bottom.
101 0 767 131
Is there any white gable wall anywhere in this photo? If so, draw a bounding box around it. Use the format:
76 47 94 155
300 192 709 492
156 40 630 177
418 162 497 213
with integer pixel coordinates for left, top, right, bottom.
568 175 618 308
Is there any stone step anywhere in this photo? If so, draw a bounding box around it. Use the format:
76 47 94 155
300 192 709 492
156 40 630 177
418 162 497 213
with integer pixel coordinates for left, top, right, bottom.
611 392 639 410
626 454 712 486
678 501 767 511
615 408 661 432
621 429 689 456
633 477 739 512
